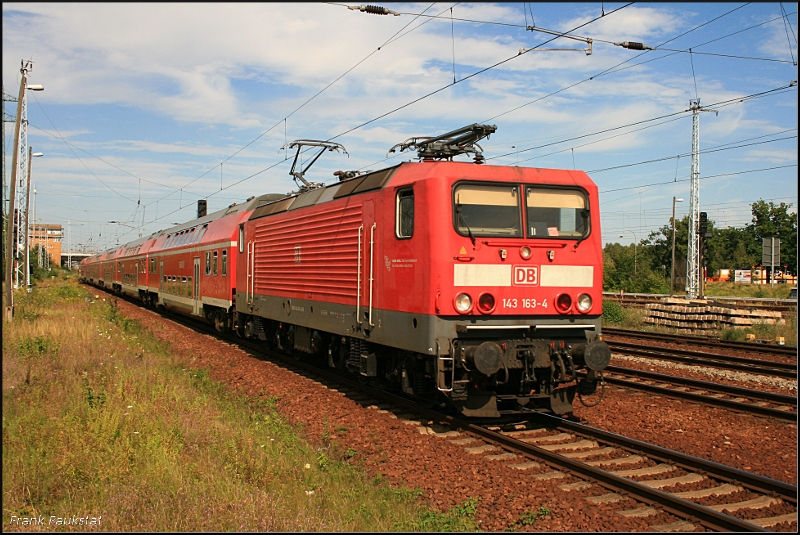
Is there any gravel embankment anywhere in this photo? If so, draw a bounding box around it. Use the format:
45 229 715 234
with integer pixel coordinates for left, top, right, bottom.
113 298 797 531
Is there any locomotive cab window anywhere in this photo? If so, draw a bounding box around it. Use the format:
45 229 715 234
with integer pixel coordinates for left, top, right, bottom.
453 183 521 238
525 188 588 239
396 188 414 238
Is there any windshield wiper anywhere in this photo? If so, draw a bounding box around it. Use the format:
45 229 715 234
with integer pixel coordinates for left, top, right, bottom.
456 204 476 246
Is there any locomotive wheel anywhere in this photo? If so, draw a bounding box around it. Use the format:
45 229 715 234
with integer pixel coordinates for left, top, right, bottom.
330 343 347 370
233 312 245 338
213 312 227 332
410 371 438 407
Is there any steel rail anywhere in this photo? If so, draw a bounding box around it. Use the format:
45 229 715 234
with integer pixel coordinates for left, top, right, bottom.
609 340 797 370
452 417 774 531
301 371 779 531
596 369 797 421
604 365 797 405
603 327 798 356
608 342 797 378
533 413 797 503
180 311 785 531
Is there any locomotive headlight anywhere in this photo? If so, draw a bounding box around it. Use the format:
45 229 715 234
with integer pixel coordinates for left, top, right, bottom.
454 293 473 314
520 246 532 259
577 293 593 312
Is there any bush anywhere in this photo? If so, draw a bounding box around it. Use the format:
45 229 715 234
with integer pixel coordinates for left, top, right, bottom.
602 300 624 325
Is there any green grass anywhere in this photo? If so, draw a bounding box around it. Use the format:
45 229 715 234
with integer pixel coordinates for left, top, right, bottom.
602 300 647 330
3 276 488 531
703 281 795 299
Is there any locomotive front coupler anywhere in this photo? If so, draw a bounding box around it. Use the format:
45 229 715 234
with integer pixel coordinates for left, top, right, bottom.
549 343 569 384
562 345 577 381
518 348 537 395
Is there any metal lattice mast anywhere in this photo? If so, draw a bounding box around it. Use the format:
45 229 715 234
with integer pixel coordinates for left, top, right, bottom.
685 99 717 299
2 83 18 280
13 61 34 289
686 99 701 299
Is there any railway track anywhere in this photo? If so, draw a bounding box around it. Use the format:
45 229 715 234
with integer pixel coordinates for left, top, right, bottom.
606 341 797 379
603 328 797 357
100 290 798 531
195 319 798 531
258 350 798 531
594 367 797 422
300 369 799 531
470 414 798 531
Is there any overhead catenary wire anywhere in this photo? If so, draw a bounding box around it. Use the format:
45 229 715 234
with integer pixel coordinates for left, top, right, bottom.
600 163 798 196
588 135 797 174
119 0 635 234
24 3 796 247
33 1 786 216
35 1 450 238
328 3 633 142
145 2 443 210
484 3 760 125
491 82 797 167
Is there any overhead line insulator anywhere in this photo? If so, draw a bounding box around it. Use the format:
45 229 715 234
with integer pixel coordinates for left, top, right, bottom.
348 4 400 16
615 41 655 51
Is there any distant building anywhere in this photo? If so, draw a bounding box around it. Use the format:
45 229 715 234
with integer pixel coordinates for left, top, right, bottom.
30 224 63 266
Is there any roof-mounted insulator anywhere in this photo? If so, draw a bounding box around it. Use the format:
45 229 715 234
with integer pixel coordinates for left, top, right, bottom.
614 41 655 51
334 170 361 181
348 4 400 16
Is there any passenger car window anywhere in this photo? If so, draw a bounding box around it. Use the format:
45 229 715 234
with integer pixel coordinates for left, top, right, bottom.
525 188 588 239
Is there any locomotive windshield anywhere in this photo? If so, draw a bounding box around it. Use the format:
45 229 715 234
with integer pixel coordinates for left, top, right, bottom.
526 187 588 239
453 184 522 238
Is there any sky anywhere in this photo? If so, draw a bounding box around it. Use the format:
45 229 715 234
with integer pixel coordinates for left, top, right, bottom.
3 2 798 254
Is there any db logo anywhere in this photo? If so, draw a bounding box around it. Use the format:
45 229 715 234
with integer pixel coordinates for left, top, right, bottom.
513 266 539 286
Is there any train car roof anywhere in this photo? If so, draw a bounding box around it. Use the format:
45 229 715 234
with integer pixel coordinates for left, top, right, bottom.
247 160 596 222
82 192 284 263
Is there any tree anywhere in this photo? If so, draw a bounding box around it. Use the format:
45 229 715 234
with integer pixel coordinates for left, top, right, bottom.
603 242 669 294
713 226 759 270
604 199 797 293
641 215 689 290
747 200 797 275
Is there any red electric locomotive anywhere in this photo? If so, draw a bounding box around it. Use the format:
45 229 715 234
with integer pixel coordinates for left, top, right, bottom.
82 124 611 418
233 125 611 417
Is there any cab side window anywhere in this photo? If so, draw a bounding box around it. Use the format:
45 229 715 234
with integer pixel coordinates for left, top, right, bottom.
396 188 414 239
